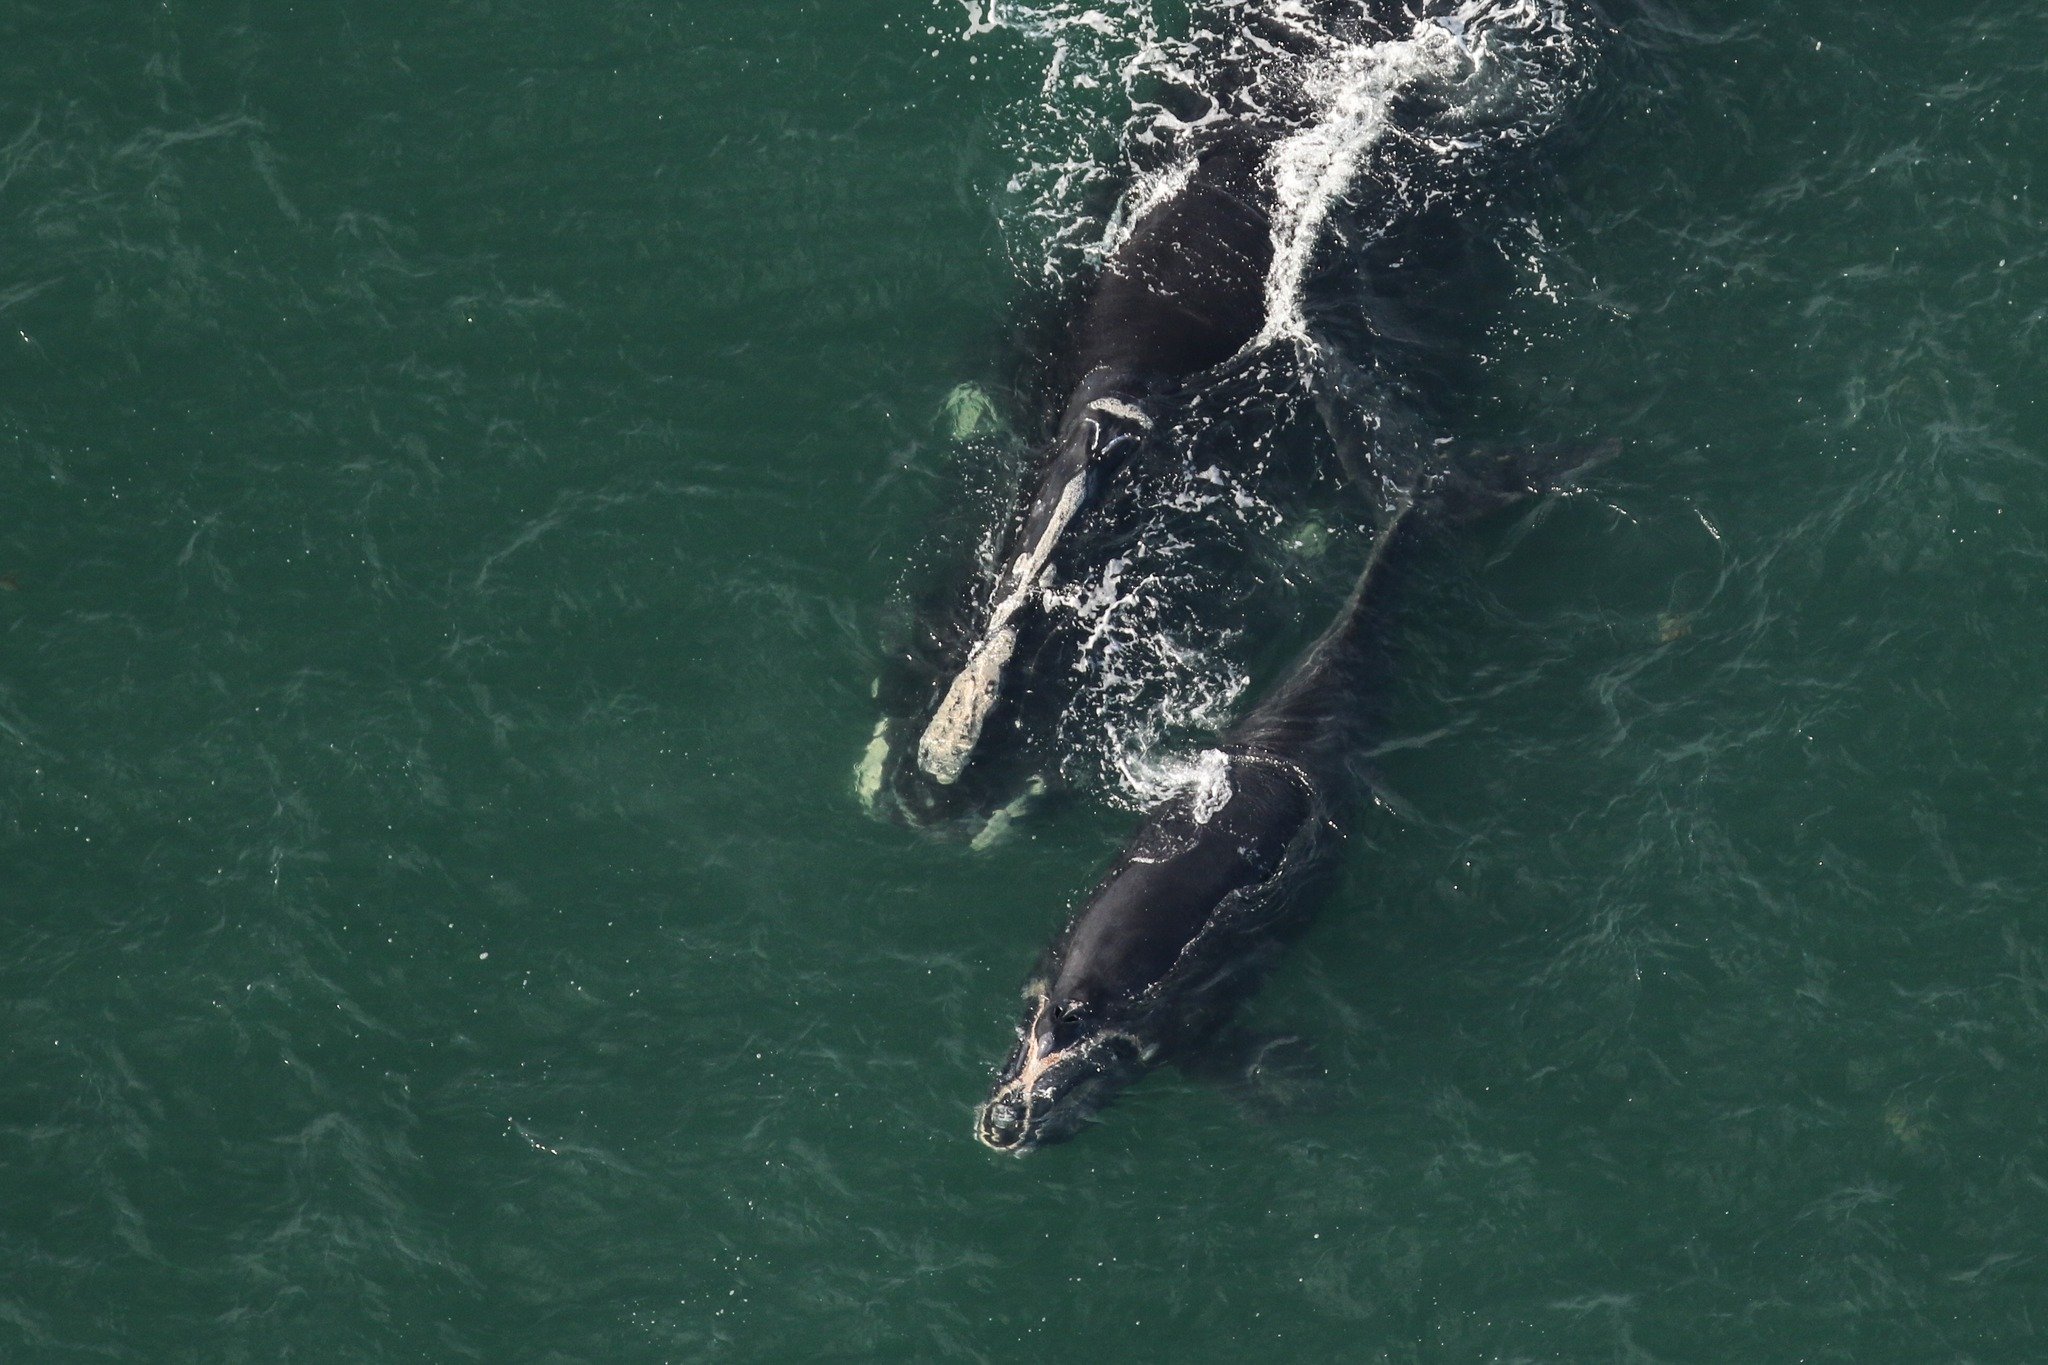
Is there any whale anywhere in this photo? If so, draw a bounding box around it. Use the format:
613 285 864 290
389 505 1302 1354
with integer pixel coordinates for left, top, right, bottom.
863 3 1426 832
975 441 1611 1153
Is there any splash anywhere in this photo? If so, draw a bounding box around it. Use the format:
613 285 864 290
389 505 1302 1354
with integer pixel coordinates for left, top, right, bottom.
1038 463 1265 809
1119 745 1238 822
1254 21 1468 349
962 0 1216 281
964 1 1586 315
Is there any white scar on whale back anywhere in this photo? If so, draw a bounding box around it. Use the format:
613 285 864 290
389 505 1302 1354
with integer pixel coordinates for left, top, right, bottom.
918 455 1096 785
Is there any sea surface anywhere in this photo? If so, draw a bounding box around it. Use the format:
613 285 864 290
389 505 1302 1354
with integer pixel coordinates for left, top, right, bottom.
3 1 2046 1360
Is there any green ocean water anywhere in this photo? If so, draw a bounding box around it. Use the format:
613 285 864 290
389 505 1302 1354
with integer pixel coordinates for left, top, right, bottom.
4 1 2047 1360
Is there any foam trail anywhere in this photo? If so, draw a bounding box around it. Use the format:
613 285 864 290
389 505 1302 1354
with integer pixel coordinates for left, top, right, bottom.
1256 1 1585 350
1255 21 1469 349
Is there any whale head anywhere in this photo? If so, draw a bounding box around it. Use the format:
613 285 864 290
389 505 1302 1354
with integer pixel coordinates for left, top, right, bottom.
974 984 1154 1154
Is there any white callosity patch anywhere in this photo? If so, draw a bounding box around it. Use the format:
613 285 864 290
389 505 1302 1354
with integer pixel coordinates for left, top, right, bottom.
980 991 1151 1150
1012 996 1061 1093
1087 395 1153 428
979 995 1065 1146
918 622 1018 783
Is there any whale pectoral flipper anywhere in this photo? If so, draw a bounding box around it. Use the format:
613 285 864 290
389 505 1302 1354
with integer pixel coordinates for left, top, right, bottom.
917 622 1020 785
913 390 1156 787
1173 1027 1330 1118
914 463 1090 785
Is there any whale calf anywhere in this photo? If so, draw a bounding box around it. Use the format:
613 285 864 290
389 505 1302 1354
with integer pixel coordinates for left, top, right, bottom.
976 442 1612 1153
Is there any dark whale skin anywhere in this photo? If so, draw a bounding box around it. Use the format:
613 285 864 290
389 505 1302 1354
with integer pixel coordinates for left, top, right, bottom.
977 434 1617 1152
974 491 1411 1154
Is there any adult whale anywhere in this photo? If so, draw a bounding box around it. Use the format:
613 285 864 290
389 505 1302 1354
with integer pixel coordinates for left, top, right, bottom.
975 442 1612 1153
863 3 1419 832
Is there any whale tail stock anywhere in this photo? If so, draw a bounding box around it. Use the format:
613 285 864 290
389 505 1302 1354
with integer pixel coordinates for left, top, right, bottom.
1231 428 1620 763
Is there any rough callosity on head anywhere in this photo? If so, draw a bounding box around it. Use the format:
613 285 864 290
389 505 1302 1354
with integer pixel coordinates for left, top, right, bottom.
974 989 1153 1153
974 751 1328 1153
1085 395 1154 429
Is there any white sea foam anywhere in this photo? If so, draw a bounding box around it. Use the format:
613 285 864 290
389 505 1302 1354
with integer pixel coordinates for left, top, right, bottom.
958 0 1586 331
1257 1 1584 349
1254 23 1466 349
1096 155 1196 262
955 0 1207 280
